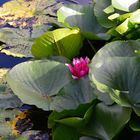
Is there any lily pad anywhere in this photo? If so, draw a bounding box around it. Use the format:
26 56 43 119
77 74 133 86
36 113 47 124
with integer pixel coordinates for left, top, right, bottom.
6 59 71 111
57 4 110 40
52 76 96 111
112 0 139 12
82 103 131 140
0 0 62 57
89 40 140 115
94 0 117 28
31 28 83 59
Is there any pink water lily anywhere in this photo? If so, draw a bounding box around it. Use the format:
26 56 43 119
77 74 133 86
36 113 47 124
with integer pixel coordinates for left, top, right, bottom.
66 57 90 79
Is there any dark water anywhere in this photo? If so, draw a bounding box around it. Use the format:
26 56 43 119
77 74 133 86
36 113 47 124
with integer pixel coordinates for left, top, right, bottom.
0 53 31 68
0 0 9 6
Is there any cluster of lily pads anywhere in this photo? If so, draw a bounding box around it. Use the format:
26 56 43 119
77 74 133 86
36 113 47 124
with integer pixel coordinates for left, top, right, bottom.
1 0 140 139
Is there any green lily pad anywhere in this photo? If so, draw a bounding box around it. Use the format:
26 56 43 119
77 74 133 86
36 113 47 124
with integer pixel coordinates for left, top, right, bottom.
31 28 83 59
89 40 140 115
57 4 110 40
6 59 71 111
82 103 131 140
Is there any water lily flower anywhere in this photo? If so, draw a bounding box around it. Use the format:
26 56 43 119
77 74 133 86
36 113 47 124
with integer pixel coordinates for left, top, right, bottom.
66 57 90 79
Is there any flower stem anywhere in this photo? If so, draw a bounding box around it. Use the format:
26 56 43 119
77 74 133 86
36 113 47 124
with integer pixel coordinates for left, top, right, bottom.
87 40 97 53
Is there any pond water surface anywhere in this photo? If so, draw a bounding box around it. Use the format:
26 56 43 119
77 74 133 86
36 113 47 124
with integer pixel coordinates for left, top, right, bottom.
0 0 92 68
0 53 31 68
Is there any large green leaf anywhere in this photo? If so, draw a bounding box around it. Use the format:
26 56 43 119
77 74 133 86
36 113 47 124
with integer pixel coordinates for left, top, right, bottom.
94 0 117 28
130 9 140 24
91 57 140 114
115 18 131 34
51 76 96 111
89 40 140 115
54 104 95 128
112 0 139 12
53 125 80 140
6 59 71 111
82 103 131 140
129 112 140 131
31 28 83 59
50 103 97 140
80 136 97 140
57 5 110 40
48 103 92 128
90 40 140 64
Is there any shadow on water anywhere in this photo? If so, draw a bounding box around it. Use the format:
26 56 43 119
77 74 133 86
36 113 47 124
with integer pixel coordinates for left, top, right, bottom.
0 53 31 68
